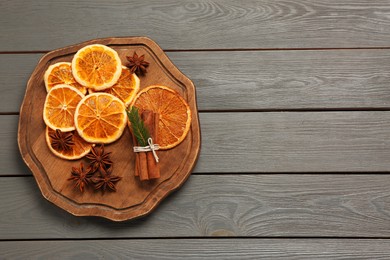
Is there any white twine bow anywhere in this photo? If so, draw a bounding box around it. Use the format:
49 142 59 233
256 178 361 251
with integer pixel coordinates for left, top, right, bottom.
133 138 160 162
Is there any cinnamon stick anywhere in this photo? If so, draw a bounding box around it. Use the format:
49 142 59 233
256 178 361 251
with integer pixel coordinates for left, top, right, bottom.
138 152 149 181
142 111 160 179
131 133 139 177
131 122 147 180
132 133 148 180
132 111 149 181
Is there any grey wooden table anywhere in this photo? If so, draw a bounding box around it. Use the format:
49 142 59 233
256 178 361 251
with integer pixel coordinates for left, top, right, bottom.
2 0 390 259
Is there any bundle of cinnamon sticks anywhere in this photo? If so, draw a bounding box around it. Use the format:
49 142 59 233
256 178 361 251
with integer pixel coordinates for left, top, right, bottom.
132 110 160 181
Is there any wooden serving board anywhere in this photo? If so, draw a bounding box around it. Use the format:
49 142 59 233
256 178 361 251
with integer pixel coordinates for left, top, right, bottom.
18 37 201 221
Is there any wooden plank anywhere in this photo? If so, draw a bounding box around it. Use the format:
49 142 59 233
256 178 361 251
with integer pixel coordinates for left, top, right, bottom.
8 111 390 176
2 175 390 239
0 54 41 113
197 111 390 173
170 50 390 111
0 116 30 175
2 239 390 259
2 1 390 51
4 49 390 113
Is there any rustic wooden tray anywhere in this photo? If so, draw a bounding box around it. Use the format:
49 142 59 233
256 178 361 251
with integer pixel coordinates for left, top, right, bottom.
18 37 201 221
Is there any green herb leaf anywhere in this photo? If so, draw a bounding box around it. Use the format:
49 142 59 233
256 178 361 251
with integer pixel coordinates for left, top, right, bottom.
126 107 150 146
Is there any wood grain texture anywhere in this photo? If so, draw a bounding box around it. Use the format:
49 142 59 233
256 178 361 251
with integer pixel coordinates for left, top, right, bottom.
0 116 30 175
0 54 41 113
2 175 390 239
3 239 390 259
2 0 390 51
197 111 390 173
17 37 201 221
170 50 390 111
10 111 390 176
3 49 390 113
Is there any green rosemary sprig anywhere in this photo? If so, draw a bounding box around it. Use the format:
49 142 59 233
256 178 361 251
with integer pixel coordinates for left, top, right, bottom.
126 107 150 146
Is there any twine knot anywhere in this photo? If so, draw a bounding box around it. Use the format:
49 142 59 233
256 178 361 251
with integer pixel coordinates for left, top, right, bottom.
133 138 160 162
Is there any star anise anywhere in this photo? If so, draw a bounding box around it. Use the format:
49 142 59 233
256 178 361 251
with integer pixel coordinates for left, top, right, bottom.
86 144 113 172
68 163 93 192
93 167 122 192
49 129 74 151
126 52 150 76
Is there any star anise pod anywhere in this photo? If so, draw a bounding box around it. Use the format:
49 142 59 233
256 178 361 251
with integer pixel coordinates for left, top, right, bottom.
86 144 113 172
49 129 74 151
126 52 150 76
93 167 122 192
68 163 93 192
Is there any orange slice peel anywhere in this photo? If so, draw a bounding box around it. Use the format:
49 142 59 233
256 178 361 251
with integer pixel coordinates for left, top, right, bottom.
44 62 87 94
74 93 127 144
131 85 191 150
89 66 140 106
45 127 92 160
43 84 85 132
72 44 122 91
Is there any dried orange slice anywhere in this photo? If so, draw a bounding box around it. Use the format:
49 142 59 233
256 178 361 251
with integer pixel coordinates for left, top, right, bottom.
44 62 87 94
45 127 92 160
131 85 191 150
71 44 122 91
43 84 85 132
74 93 127 144
89 66 140 106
